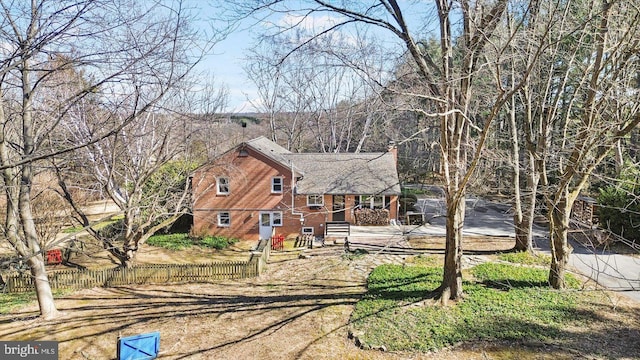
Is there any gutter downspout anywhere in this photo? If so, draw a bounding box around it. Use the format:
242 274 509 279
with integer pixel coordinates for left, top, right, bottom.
290 161 304 224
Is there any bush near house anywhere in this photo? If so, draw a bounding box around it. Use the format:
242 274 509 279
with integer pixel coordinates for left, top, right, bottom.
597 161 640 241
146 233 239 250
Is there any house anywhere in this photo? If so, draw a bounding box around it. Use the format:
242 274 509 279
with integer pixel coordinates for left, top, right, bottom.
191 136 401 240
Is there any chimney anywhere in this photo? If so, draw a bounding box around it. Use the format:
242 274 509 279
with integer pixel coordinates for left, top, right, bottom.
387 140 398 164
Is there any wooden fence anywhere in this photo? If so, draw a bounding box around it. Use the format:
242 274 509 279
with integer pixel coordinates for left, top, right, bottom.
3 238 272 294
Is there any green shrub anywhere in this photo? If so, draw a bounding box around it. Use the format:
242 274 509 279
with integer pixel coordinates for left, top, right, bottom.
399 190 419 215
597 160 640 241
598 186 640 241
146 233 194 250
62 226 84 234
147 233 240 250
401 187 429 197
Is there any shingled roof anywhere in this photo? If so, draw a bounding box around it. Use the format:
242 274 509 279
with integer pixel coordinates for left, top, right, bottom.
240 136 400 196
284 152 400 195
244 136 294 171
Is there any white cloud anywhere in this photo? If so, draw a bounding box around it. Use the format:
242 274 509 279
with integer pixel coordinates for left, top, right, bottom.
275 13 358 48
279 13 343 32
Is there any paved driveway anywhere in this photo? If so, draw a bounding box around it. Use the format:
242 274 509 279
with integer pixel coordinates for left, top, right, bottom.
349 190 640 302
569 243 640 301
410 195 640 302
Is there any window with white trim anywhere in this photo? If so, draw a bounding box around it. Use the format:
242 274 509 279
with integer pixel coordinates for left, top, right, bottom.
373 195 384 209
307 195 324 207
217 211 230 227
271 177 283 193
217 177 229 195
357 195 391 209
272 211 282 226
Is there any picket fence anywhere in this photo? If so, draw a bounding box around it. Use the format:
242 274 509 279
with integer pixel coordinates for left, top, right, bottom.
3 238 272 294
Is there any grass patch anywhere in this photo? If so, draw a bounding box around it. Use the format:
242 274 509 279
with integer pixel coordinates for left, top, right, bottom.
498 251 551 266
62 219 119 234
199 236 239 250
62 226 84 234
342 249 369 261
351 262 589 352
405 254 440 267
0 289 72 315
147 233 194 250
0 292 34 314
147 233 239 250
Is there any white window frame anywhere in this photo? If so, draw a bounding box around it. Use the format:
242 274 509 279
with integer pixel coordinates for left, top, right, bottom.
261 211 283 227
271 177 283 193
307 194 324 207
217 211 230 227
302 227 314 235
373 195 384 209
217 176 230 195
272 211 283 226
358 195 390 209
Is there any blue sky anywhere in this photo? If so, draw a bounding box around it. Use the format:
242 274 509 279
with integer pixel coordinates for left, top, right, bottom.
205 28 257 113
199 1 438 113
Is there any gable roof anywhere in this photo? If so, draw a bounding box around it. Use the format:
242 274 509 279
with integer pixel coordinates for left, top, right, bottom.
284 152 401 195
244 136 295 171
210 136 400 196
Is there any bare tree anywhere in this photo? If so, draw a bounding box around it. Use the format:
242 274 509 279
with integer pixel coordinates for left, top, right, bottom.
497 0 640 288
232 0 549 301
540 0 640 289
244 21 389 152
56 108 199 267
0 0 216 319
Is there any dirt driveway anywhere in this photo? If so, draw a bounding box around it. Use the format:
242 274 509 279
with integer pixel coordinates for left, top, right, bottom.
0 246 410 360
1 238 639 359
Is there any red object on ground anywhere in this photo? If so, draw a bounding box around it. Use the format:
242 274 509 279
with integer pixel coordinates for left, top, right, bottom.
46 249 63 265
271 234 284 251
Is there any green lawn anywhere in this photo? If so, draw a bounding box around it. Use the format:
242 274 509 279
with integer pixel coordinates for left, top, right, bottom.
0 292 34 314
146 233 239 250
350 258 592 352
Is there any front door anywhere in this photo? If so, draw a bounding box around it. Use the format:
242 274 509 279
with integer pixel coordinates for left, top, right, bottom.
332 195 346 221
259 212 273 240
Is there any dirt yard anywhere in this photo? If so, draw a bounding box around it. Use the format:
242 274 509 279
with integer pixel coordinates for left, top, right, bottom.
1 238 639 359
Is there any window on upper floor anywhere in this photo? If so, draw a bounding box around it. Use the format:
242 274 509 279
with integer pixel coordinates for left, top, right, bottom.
271 177 283 193
217 177 229 195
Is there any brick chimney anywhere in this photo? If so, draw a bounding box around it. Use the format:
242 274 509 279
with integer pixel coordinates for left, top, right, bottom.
387 140 398 164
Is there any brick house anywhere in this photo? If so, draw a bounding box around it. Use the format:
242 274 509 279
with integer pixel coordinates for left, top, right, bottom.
191 136 401 240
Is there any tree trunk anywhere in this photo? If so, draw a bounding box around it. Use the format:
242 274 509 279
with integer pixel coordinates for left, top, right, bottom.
27 255 59 319
614 138 624 177
20 58 60 319
441 193 465 301
548 187 573 289
514 152 539 252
